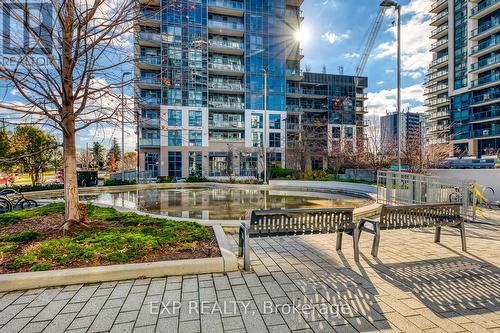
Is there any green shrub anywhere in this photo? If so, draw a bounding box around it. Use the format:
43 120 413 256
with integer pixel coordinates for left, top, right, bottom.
0 202 65 226
157 176 173 184
4 184 64 193
0 231 40 243
269 167 296 179
185 176 208 183
103 179 137 186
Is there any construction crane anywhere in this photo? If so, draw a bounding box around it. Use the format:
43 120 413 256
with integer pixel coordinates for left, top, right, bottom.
355 5 391 86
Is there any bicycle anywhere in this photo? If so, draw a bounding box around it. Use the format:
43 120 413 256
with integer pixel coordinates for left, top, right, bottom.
0 189 38 210
0 197 11 213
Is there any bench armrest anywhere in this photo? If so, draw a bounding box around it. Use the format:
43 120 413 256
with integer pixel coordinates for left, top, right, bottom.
358 218 379 233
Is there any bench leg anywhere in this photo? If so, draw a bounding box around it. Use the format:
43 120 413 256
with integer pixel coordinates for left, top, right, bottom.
371 226 380 257
336 232 343 251
434 227 441 243
238 225 244 257
353 228 360 262
460 221 467 252
242 228 251 271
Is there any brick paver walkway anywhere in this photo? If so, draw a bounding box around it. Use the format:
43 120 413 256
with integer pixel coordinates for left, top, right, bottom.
0 220 499 333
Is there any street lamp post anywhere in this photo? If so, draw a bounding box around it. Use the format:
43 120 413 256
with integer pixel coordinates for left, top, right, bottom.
121 71 132 181
380 1 401 172
262 69 268 183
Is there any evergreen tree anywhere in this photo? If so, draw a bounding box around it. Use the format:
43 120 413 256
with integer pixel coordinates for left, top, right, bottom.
92 142 106 170
106 138 121 172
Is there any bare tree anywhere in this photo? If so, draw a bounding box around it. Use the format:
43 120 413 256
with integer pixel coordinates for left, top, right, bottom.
0 1 141 230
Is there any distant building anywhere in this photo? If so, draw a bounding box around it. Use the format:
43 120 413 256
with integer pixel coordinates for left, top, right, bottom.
380 112 424 152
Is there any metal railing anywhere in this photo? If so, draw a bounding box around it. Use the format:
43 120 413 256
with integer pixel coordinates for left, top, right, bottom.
111 171 158 183
377 171 476 220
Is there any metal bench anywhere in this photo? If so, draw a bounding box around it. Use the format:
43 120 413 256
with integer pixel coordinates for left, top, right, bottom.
239 208 356 270
359 203 466 257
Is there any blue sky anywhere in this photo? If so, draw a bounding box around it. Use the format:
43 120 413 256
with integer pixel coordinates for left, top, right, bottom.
0 0 433 150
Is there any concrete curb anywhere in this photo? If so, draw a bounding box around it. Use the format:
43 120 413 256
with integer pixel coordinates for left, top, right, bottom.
0 224 237 292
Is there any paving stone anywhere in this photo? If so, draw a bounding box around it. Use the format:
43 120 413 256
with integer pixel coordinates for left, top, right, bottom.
87 307 121 332
69 286 98 304
42 312 77 332
109 322 134 333
222 316 245 331
121 293 146 312
178 319 200 333
201 313 223 333
109 283 133 299
155 316 178 333
115 311 139 324
0 304 26 325
32 300 68 322
15 306 44 319
29 289 62 308
19 320 50 333
0 317 32 333
67 315 95 330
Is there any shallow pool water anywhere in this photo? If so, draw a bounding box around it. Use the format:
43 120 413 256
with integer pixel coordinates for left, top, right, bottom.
80 187 370 221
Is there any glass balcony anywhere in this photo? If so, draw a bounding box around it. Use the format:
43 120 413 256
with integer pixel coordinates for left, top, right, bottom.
471 36 500 55
427 110 450 120
139 56 161 66
140 97 161 106
209 120 245 129
356 93 368 99
139 32 161 43
208 100 244 110
470 55 500 72
425 97 449 107
471 72 500 89
426 69 448 83
431 0 447 11
302 88 328 96
208 81 244 91
208 39 244 50
208 0 244 10
355 106 368 113
470 90 500 105
431 10 448 25
208 63 244 72
429 55 449 68
140 10 160 21
141 118 161 128
470 107 500 122
471 0 499 17
471 127 500 138
140 139 160 147
471 19 500 38
286 105 302 113
425 83 448 95
430 24 448 38
285 8 304 19
287 87 303 94
431 39 448 50
208 20 244 31
139 77 161 86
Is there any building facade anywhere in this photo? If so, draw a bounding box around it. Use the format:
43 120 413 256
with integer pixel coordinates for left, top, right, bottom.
426 0 499 157
380 111 424 152
135 0 368 178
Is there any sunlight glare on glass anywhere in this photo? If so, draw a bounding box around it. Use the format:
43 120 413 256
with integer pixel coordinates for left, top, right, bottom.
294 27 309 44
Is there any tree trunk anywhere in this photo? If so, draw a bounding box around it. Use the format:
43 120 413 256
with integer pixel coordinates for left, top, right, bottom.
62 123 80 232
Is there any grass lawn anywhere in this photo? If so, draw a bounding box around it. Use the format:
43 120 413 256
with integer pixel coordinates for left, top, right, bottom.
0 203 218 273
12 172 57 185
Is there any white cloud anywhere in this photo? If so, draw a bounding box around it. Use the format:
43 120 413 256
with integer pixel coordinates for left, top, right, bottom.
376 81 385 85
366 84 425 116
322 31 350 44
344 52 360 59
374 0 433 72
403 71 424 79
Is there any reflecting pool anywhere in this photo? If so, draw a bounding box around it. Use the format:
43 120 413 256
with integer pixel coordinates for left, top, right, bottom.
80 187 371 221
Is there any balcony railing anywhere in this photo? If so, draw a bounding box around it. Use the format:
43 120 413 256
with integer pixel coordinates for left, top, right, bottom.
208 0 244 10
425 83 448 94
140 10 160 21
470 55 500 71
208 39 244 50
209 120 245 129
208 81 244 91
356 93 368 99
471 72 500 88
303 89 328 96
471 0 499 17
425 97 449 107
431 38 448 50
208 20 244 31
287 87 303 94
139 32 161 43
470 127 500 138
139 56 161 66
471 36 500 55
141 118 161 128
208 101 244 109
140 138 160 146
429 55 449 68
286 68 303 77
427 110 450 120
430 24 448 38
471 19 500 38
431 0 447 11
285 9 304 19
139 77 161 85
470 90 500 105
208 62 243 72
470 107 500 122
431 10 448 24
140 97 161 106
356 106 368 113
428 124 449 132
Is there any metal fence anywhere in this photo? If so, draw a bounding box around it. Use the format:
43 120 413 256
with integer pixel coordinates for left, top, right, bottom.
110 170 157 183
377 170 476 220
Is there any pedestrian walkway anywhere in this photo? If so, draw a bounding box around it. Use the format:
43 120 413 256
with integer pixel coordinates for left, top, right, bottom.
0 220 499 332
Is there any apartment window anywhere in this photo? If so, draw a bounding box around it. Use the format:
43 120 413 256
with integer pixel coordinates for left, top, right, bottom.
251 114 263 129
332 127 341 139
345 127 354 139
168 152 182 178
144 152 159 178
269 133 281 148
312 158 323 171
189 131 202 146
189 152 203 177
168 110 182 127
266 152 282 168
252 132 263 147
189 110 202 127
269 114 281 129
168 130 182 146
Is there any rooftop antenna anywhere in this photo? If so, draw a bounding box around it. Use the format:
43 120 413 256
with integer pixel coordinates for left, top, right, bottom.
337 66 344 75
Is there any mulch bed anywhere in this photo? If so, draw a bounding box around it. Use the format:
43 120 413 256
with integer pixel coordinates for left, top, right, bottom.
0 214 220 274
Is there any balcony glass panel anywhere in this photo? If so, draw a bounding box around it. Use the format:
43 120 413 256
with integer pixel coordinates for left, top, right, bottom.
470 55 500 71
471 19 500 37
471 72 500 88
208 0 244 9
208 20 244 31
471 36 500 54
471 0 499 16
